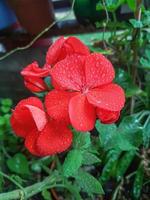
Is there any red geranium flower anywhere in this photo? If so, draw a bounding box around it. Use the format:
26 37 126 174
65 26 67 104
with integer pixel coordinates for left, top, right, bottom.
21 62 50 92
10 97 73 156
46 36 90 66
45 53 125 131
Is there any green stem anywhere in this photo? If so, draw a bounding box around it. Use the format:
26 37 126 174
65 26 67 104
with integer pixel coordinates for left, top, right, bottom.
0 174 57 200
130 0 142 114
112 11 117 37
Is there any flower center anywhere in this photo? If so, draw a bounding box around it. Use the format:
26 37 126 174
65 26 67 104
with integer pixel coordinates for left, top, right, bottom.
81 86 89 94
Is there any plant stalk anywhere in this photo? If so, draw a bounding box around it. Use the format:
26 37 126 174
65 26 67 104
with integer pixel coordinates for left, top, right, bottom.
0 174 57 200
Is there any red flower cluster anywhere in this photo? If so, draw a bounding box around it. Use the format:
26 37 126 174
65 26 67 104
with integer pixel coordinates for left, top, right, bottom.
11 36 125 156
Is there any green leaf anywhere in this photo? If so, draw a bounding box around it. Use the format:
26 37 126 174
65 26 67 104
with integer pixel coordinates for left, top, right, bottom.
0 106 11 113
115 68 143 97
96 120 117 148
31 162 42 173
117 116 143 148
126 86 144 98
63 149 83 177
143 10 150 26
82 152 101 165
7 153 30 175
126 0 136 11
140 46 150 69
42 189 52 200
133 164 144 199
73 131 91 150
76 169 104 194
97 0 125 11
130 19 143 28
143 122 150 148
100 150 121 183
116 150 135 181
98 116 143 151
1 99 12 107
0 116 5 126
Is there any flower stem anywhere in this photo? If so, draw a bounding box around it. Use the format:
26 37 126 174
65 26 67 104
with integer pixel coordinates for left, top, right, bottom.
0 174 57 200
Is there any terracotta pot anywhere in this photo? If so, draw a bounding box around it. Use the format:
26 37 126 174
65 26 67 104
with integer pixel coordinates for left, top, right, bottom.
7 0 55 35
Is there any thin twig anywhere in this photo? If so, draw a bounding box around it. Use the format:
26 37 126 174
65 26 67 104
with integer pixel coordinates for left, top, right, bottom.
130 0 142 114
0 0 76 61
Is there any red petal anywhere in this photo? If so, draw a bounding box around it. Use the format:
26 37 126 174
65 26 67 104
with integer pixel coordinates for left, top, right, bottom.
50 55 85 91
25 130 41 156
45 90 76 124
11 97 44 137
65 36 90 55
25 105 47 131
51 78 66 90
46 36 89 66
46 37 66 65
36 121 73 156
87 83 125 111
24 77 48 92
10 115 28 138
69 94 96 131
97 108 120 124
21 61 49 77
85 53 115 88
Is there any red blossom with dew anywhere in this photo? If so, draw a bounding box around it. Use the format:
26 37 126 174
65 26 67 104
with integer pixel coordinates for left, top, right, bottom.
10 36 125 157
46 53 125 131
11 97 72 156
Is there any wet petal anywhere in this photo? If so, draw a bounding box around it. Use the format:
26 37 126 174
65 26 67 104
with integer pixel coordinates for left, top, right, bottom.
69 94 96 131
10 115 28 138
21 61 49 77
25 130 40 156
46 36 90 66
10 97 44 138
65 36 90 55
87 83 125 111
97 108 120 124
46 37 66 65
24 77 48 92
36 121 73 156
45 90 76 124
50 55 86 91
25 105 47 131
85 53 115 88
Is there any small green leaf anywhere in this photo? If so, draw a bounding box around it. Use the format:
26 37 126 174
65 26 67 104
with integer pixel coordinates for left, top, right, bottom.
143 122 150 148
140 57 150 69
1 106 11 113
76 170 104 194
7 153 30 175
82 152 101 165
63 149 83 177
96 120 117 148
73 131 91 150
1 99 12 107
31 162 42 173
133 164 144 199
42 189 52 200
130 19 143 28
0 116 5 126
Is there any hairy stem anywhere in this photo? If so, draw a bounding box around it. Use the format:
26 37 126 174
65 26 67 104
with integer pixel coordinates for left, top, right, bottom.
0 174 57 200
130 0 142 114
